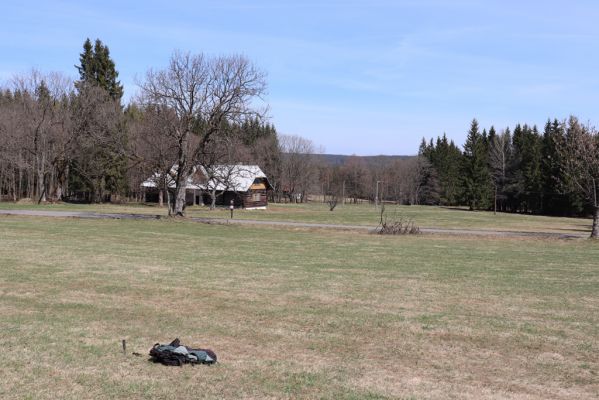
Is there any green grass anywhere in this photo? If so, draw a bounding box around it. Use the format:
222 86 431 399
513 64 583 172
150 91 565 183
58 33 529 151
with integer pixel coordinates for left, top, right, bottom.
0 201 157 214
0 215 598 399
187 202 592 234
0 201 593 234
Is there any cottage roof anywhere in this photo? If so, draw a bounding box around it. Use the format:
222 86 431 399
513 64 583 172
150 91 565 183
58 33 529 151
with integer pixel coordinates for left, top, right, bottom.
141 164 270 192
201 165 268 192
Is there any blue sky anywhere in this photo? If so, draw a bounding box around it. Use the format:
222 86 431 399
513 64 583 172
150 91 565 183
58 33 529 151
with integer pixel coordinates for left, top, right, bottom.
3 1 599 155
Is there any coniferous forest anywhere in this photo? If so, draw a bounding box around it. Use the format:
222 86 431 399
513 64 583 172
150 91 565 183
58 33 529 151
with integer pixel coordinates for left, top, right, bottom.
419 117 597 219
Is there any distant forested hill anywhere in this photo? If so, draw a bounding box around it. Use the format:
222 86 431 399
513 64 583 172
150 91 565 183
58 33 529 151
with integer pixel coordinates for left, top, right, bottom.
311 154 416 167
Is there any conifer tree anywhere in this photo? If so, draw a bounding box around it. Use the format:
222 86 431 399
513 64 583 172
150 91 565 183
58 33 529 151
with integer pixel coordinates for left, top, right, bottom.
526 125 543 211
419 137 433 161
509 124 543 212
505 124 524 210
70 38 126 201
488 126 497 148
462 119 492 210
430 133 462 205
76 38 123 102
541 120 564 214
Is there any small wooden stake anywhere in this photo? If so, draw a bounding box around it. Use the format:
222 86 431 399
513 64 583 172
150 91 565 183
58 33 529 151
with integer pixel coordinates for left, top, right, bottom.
122 339 127 355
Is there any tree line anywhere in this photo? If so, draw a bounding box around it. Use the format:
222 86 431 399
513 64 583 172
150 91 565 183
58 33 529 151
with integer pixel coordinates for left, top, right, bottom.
284 119 597 237
0 39 303 212
0 39 381 214
416 118 598 237
0 38 597 236
418 118 597 215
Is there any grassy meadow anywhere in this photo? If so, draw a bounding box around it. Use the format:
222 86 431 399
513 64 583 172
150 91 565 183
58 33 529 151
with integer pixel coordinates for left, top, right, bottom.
0 201 593 235
0 214 598 399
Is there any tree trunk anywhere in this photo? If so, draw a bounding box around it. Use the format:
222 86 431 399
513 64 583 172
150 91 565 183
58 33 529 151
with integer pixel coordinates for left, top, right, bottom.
591 206 599 239
210 189 216 210
38 168 46 203
173 184 186 216
64 164 69 198
93 180 102 203
13 170 18 201
27 170 33 199
494 184 497 215
37 183 47 205
166 190 172 215
48 169 55 201
56 184 62 201
54 165 65 201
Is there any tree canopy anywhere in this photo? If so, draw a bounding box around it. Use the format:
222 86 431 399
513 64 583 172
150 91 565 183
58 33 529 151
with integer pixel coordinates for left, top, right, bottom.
76 38 123 102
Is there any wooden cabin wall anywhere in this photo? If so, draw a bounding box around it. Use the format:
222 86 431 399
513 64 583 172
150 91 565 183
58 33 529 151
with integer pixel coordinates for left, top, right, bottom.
242 189 268 208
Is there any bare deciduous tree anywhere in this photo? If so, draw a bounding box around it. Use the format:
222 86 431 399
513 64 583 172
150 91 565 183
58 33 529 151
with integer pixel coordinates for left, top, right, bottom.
341 156 370 203
489 129 511 214
1 70 72 203
279 134 317 202
394 157 427 205
138 51 267 216
557 116 599 238
128 104 180 207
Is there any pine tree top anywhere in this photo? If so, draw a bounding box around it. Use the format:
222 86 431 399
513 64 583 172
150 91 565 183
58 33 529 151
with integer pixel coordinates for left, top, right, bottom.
75 38 123 102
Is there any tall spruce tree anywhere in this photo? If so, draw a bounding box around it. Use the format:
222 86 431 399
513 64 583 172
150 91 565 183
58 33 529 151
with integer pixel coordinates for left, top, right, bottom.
70 38 127 202
541 120 564 214
525 125 543 212
430 134 462 205
505 124 524 210
509 124 543 212
76 38 123 102
462 119 492 210
417 140 440 205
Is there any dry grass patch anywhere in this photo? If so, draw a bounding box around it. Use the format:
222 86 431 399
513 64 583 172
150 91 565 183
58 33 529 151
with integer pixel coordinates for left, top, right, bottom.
0 216 597 399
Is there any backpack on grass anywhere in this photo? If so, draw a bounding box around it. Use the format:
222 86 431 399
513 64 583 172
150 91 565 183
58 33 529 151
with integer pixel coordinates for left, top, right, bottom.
149 338 217 366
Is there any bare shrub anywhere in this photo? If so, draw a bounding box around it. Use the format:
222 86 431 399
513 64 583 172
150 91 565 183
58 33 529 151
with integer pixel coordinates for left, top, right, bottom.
374 205 421 235
328 196 338 211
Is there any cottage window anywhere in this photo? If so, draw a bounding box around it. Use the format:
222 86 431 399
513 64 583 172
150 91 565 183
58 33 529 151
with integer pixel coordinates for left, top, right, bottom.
252 193 261 202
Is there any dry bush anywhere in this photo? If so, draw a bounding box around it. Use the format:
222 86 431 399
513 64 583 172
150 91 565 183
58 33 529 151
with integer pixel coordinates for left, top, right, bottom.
375 204 421 235
328 197 338 211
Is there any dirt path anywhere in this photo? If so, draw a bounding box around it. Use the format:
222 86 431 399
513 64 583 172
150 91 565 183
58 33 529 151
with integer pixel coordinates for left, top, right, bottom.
0 209 586 239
